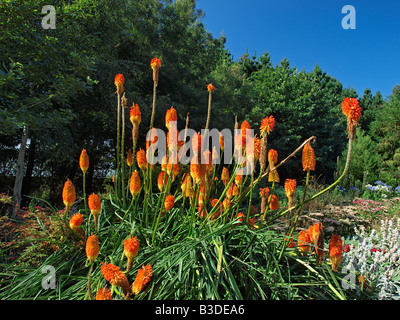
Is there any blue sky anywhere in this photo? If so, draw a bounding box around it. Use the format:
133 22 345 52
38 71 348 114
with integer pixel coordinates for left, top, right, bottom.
196 0 400 100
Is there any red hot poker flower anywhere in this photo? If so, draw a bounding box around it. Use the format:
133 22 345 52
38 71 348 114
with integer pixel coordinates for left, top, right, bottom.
150 57 162 70
284 179 297 198
100 262 130 297
132 264 153 295
129 171 141 198
329 234 343 272
88 193 101 231
79 149 89 174
86 234 99 264
297 230 311 256
164 195 175 213
342 97 362 139
260 115 275 137
96 287 112 300
69 213 84 231
302 141 316 171
62 179 76 211
165 106 177 130
206 83 216 93
130 103 141 127
136 149 147 171
114 73 124 95
124 235 139 273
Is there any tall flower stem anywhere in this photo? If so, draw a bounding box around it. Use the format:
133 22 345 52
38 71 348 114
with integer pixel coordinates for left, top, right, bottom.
205 90 212 131
87 264 94 300
150 81 157 132
116 92 121 200
121 104 126 208
83 172 88 215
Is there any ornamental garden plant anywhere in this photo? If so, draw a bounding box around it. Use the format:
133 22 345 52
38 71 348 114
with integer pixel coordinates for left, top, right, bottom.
1 57 396 301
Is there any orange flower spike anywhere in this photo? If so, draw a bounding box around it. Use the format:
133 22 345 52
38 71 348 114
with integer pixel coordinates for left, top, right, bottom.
151 57 162 85
167 159 179 181
329 234 343 272
284 179 297 198
259 187 270 198
309 222 323 244
235 168 243 187
203 150 213 176
79 149 89 174
129 171 141 199
129 103 141 127
241 120 251 137
297 230 311 255
302 141 316 171
88 193 101 231
69 213 84 231
164 195 175 212
62 179 76 212
136 148 148 171
236 212 245 223
219 132 225 151
268 149 278 165
132 264 153 295
165 106 177 130
268 149 280 183
198 182 206 205
161 155 167 172
223 198 231 210
86 234 99 264
232 184 240 197
221 167 230 186
157 171 167 192
114 73 124 95
126 149 133 167
268 194 279 211
206 83 216 93
124 235 139 273
211 198 223 219
260 115 275 138
342 97 361 138
226 183 234 199
190 158 206 185
100 262 130 297
150 57 162 70
96 287 112 300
